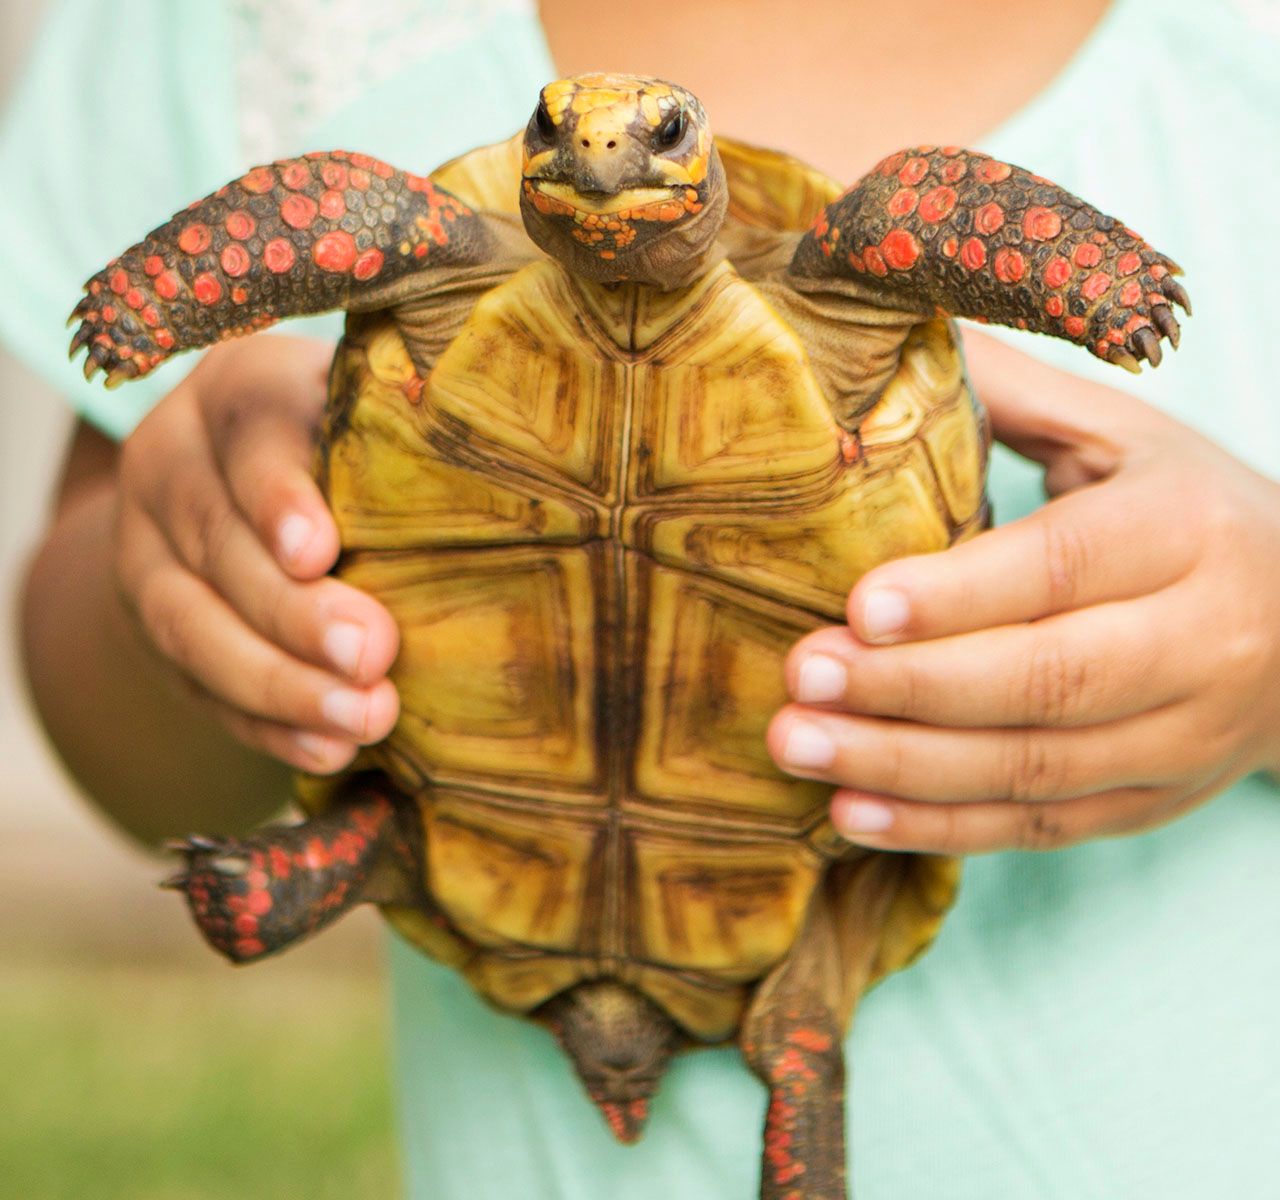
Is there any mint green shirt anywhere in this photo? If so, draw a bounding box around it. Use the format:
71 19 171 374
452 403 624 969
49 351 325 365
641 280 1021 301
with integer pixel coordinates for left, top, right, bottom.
3 3 1277 1197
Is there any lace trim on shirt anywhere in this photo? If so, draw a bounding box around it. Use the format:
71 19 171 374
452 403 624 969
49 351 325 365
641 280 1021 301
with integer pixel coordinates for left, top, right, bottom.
228 0 539 163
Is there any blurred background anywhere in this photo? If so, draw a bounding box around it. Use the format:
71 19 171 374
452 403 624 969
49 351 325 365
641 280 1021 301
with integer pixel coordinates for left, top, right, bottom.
0 4 400 1197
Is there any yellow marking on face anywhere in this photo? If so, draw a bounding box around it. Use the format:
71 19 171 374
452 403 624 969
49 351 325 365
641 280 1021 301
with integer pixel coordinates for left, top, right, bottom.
533 180 679 214
523 148 557 175
640 93 663 127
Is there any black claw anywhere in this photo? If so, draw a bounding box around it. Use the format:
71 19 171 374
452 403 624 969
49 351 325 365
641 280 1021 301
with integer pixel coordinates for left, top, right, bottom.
1152 305 1181 349
186 835 223 851
1163 278 1192 316
1133 326 1162 367
1108 348 1141 374
69 325 91 356
158 873 190 891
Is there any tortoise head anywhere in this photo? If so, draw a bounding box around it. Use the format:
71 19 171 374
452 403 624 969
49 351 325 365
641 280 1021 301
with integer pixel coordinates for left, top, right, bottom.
519 74 728 289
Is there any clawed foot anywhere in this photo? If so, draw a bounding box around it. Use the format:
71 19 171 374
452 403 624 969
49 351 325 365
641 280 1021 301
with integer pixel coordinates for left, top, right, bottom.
162 833 285 962
67 265 177 387
160 792 413 964
1079 245 1191 372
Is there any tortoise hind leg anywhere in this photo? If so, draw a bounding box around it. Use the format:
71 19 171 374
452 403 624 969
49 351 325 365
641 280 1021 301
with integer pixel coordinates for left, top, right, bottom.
163 779 424 963
540 980 682 1144
741 852 910 1199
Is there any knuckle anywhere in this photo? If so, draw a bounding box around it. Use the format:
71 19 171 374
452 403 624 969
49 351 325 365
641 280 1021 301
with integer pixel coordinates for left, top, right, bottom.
1039 518 1092 612
875 733 911 796
255 655 294 718
1003 732 1066 804
187 492 238 581
1015 804 1072 851
1020 637 1090 725
136 579 191 666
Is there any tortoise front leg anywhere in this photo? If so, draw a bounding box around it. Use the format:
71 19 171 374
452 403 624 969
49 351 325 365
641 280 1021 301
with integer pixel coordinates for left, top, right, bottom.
69 152 492 385
791 147 1190 371
162 780 424 963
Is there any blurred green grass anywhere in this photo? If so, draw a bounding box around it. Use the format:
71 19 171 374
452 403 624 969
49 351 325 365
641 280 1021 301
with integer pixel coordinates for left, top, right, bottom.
0 962 400 1200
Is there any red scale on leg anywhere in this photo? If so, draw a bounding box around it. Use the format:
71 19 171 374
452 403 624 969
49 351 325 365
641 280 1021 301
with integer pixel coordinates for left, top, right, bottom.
71 151 492 385
790 144 1189 372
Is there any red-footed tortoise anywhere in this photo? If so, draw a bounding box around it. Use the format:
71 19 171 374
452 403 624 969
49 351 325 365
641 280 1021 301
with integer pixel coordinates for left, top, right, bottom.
70 73 1187 1199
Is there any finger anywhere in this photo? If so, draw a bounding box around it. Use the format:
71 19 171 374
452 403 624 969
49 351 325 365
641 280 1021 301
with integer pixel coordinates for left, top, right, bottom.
136 443 398 684
124 517 399 740
197 340 339 578
766 703 1212 805
960 329 1168 463
847 470 1196 644
211 704 359 775
787 596 1208 727
825 783 1197 855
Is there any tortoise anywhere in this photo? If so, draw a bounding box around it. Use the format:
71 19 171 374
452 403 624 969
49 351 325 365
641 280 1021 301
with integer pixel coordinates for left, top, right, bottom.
70 73 1188 1199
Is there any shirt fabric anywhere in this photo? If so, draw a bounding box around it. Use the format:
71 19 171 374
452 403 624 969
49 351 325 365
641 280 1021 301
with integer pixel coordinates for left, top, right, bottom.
2 2 1278 1197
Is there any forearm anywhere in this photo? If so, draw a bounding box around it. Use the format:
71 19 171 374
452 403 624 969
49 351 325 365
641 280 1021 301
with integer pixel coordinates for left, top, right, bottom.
20 479 292 847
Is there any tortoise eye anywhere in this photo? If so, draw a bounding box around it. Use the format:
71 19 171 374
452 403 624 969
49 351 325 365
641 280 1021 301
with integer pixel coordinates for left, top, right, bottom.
534 100 556 142
657 111 686 149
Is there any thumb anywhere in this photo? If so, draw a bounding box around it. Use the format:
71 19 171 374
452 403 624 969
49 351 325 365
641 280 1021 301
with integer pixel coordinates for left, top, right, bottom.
961 330 1156 494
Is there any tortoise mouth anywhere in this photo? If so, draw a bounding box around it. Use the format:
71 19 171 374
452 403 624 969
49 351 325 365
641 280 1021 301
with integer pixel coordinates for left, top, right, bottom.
524 178 682 216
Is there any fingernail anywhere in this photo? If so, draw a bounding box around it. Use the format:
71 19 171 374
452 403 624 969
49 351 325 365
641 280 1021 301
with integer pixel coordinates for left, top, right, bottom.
834 798 895 835
796 654 847 703
323 622 366 677
861 588 910 643
277 514 313 564
782 721 836 769
322 688 368 737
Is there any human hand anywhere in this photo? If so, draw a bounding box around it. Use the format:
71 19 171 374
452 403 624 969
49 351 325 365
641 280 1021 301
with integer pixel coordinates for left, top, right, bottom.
768 333 1280 853
113 335 400 775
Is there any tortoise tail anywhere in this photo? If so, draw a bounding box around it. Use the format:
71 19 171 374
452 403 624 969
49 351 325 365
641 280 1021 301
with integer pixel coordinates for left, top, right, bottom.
540 980 682 1144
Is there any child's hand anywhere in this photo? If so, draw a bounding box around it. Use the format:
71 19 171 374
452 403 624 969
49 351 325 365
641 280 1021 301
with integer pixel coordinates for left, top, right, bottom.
768 333 1280 853
113 336 400 775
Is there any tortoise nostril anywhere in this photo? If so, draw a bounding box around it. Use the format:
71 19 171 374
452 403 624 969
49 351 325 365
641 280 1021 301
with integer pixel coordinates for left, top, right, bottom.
606 140 617 149
581 138 590 148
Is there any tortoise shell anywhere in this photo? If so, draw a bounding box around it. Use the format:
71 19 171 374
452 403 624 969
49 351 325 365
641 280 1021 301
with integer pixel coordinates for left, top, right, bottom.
304 134 974 1042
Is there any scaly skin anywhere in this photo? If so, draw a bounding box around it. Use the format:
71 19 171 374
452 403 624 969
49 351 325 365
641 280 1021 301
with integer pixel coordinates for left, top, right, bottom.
162 787 422 963
69 153 487 385
792 147 1190 370
742 1001 847 1200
